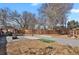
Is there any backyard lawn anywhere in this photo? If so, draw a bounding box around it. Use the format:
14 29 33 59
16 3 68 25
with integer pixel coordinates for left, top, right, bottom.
7 38 79 55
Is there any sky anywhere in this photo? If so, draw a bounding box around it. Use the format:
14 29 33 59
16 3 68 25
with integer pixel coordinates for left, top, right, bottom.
0 3 41 16
68 3 79 21
0 3 79 22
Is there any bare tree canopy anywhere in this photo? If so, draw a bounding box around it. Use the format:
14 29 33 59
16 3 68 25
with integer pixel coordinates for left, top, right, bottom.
22 11 37 29
0 8 37 29
10 10 37 29
39 3 73 28
0 3 73 30
0 8 10 28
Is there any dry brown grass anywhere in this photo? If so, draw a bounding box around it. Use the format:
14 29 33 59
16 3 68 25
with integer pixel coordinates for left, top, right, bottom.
7 39 79 55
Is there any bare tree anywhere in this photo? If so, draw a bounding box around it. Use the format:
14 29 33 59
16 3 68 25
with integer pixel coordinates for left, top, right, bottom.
10 10 37 29
10 10 24 28
0 8 10 28
10 10 37 35
21 11 37 29
39 3 73 29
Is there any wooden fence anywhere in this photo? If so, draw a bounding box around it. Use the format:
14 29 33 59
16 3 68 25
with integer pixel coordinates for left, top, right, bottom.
17 29 68 34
